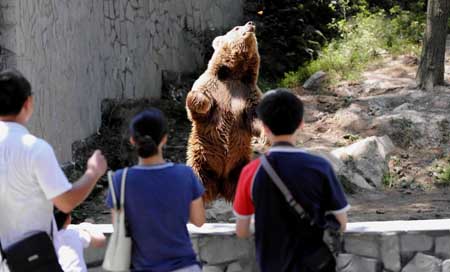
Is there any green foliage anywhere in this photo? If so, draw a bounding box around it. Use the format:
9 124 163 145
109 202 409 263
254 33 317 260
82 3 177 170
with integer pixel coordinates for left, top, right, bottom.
382 172 395 188
434 157 450 186
437 167 450 185
448 17 450 33
280 6 425 88
244 0 337 82
258 77 278 93
343 133 360 142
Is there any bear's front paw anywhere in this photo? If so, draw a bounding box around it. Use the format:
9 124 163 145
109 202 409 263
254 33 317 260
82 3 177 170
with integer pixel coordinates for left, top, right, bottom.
187 91 212 114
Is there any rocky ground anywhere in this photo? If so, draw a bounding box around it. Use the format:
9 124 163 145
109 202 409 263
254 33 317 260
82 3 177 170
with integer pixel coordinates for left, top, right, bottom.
295 52 450 222
68 50 450 224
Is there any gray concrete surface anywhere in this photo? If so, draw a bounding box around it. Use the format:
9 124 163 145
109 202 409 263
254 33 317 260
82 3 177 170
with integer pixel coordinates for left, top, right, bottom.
0 0 244 161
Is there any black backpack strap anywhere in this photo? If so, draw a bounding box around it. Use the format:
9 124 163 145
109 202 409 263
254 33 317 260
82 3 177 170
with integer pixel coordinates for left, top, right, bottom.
260 155 311 223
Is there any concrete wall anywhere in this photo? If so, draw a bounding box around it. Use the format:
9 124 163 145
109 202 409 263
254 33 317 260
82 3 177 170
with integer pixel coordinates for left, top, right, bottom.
84 220 450 272
0 0 16 70
0 0 244 161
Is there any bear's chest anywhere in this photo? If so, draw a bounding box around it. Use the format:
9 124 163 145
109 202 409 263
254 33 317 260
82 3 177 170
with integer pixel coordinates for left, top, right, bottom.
230 96 247 114
213 80 252 114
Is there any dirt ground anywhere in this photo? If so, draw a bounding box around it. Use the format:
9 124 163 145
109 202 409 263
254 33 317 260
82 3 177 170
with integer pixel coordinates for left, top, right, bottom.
69 52 450 224
293 53 450 223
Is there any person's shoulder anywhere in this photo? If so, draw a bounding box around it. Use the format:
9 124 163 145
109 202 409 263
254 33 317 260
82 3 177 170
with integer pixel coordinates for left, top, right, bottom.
172 163 189 170
172 163 195 173
303 153 339 180
112 168 127 180
172 164 202 181
28 137 56 156
301 152 332 166
284 151 334 172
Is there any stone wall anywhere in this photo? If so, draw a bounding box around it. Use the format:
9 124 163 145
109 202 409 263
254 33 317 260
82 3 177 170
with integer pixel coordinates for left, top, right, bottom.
84 224 258 272
84 220 450 272
0 0 243 161
340 220 450 272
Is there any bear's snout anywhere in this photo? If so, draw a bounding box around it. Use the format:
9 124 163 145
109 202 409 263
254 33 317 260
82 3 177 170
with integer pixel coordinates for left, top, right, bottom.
245 21 256 33
241 21 256 35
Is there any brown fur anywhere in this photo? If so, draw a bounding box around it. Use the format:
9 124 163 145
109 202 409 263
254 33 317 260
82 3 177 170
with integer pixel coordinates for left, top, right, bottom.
186 22 262 202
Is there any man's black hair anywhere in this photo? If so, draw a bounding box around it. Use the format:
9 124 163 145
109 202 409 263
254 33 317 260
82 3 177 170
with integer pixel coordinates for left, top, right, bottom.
256 88 304 136
54 209 70 231
0 69 32 116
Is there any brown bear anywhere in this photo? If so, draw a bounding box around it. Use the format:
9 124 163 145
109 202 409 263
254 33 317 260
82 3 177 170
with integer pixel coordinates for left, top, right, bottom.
186 21 263 203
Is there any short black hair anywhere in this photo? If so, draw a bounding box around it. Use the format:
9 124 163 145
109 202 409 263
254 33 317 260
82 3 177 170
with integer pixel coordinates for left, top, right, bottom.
54 209 70 231
130 108 168 158
0 69 32 116
256 88 304 135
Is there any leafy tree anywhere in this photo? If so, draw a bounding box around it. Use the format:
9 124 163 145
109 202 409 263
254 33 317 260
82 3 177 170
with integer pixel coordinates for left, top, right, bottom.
244 0 337 81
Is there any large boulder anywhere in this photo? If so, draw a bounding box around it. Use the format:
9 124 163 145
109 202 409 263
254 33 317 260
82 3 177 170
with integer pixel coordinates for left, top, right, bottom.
401 253 441 272
331 136 395 189
333 89 450 150
336 253 382 272
371 110 448 149
303 70 327 91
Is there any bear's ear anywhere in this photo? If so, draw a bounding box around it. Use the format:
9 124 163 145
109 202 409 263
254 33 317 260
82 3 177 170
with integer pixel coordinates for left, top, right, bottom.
212 36 225 50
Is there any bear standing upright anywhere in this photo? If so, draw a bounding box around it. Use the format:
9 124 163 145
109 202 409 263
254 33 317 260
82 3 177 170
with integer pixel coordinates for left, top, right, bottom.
186 22 263 202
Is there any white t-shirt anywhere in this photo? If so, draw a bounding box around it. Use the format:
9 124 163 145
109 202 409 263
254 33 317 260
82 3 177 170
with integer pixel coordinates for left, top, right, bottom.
56 225 91 272
0 122 72 271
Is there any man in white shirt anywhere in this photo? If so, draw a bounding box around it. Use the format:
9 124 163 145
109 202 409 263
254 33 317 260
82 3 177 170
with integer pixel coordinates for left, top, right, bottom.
0 69 107 271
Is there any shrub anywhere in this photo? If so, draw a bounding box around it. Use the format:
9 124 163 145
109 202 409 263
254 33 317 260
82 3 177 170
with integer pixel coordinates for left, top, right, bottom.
280 7 425 88
438 167 450 185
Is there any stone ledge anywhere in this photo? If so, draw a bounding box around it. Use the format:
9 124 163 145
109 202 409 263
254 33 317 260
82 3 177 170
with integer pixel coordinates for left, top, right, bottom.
83 219 450 271
346 219 450 233
87 219 450 236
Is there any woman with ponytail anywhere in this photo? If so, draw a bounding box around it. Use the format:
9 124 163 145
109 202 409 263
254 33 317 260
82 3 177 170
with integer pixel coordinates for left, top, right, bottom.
106 108 205 272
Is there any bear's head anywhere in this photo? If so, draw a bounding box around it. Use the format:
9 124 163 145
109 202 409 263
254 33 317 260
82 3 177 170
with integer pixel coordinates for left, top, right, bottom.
209 22 260 84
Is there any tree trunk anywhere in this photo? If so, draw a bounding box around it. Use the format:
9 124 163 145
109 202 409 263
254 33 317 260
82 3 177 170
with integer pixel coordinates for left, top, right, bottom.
416 0 450 91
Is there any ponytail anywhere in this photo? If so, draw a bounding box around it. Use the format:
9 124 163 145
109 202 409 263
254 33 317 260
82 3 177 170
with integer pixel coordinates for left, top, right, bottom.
130 108 168 158
135 134 158 157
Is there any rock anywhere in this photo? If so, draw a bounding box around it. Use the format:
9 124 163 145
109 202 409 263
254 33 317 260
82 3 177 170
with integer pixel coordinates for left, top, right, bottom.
435 236 450 259
336 253 381 272
380 233 401 272
191 237 200 254
198 236 253 265
334 103 371 131
206 199 234 222
393 103 413 113
331 136 395 188
339 167 376 191
303 71 327 91
442 259 450 272
203 265 225 272
344 234 379 259
226 261 243 272
401 253 441 272
308 146 377 192
400 233 434 252
372 110 449 149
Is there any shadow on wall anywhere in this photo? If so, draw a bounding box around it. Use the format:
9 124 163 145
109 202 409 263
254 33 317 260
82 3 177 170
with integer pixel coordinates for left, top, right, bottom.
0 46 16 70
1 0 245 162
